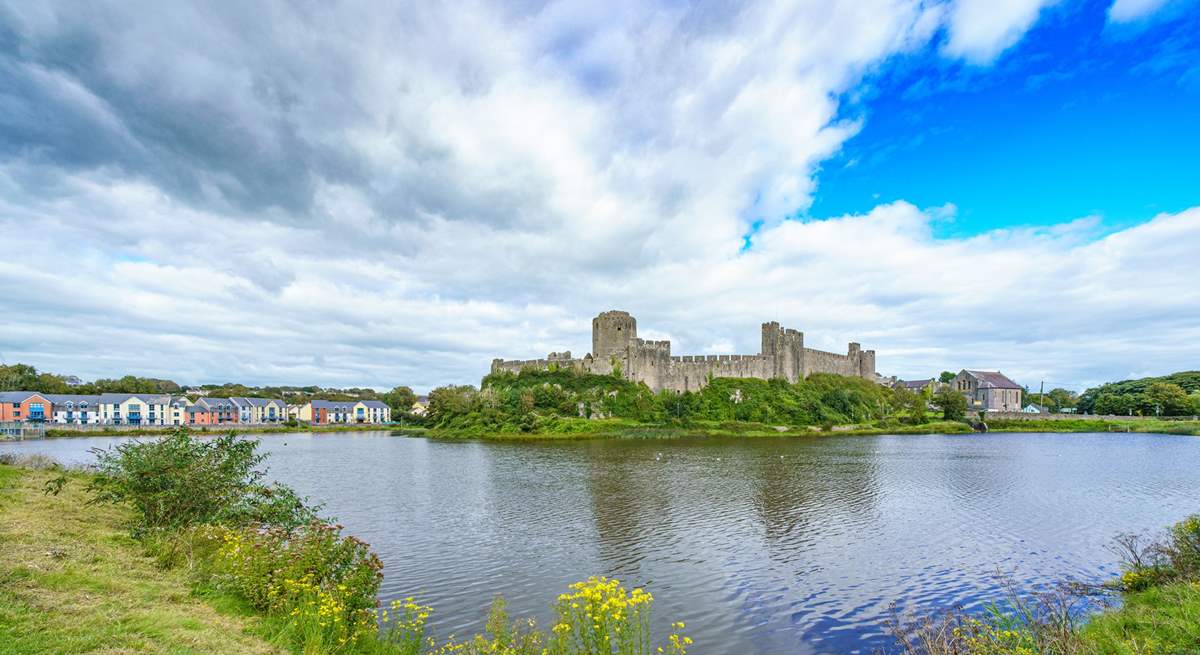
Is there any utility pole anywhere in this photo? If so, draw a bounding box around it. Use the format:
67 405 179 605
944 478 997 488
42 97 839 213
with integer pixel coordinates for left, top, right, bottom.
1039 380 1044 410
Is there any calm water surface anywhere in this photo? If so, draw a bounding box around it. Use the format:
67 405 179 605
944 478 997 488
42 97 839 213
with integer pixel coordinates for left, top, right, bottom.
5 432 1199 654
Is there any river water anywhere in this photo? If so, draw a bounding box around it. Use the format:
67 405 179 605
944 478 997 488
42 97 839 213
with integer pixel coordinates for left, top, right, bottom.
4 431 1198 654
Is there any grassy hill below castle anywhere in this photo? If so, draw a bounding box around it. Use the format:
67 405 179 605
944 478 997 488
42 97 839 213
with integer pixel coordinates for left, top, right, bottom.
422 368 970 438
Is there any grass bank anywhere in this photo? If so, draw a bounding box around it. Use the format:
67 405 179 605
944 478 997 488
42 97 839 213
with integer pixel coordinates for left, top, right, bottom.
427 417 975 440
1079 581 1200 652
0 464 283 654
985 416 1200 436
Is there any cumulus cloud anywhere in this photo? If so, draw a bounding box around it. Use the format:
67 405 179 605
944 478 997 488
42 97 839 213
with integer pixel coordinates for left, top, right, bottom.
1 0 1192 392
940 0 1059 63
1107 0 1171 22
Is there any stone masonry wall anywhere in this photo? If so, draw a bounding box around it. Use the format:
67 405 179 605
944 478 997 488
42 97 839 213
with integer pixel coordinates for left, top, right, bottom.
490 311 877 393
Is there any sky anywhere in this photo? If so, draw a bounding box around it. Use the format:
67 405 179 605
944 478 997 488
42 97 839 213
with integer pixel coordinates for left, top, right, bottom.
1 0 1197 393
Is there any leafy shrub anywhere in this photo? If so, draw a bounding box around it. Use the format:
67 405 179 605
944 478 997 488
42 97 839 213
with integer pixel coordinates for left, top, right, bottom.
932 387 967 422
1167 515 1200 578
1113 513 1200 591
88 428 315 534
380 576 691 655
206 523 384 652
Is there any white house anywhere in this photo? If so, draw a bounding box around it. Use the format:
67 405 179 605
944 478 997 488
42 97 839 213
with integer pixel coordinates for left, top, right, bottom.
97 393 173 426
45 394 103 424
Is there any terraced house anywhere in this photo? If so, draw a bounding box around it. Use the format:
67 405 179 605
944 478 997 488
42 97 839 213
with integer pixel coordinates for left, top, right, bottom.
97 393 173 426
231 397 287 424
0 391 51 422
187 397 239 425
45 394 102 424
301 399 391 424
2 390 385 426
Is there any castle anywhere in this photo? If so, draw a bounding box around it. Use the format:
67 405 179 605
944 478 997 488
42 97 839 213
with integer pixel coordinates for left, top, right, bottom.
491 310 877 393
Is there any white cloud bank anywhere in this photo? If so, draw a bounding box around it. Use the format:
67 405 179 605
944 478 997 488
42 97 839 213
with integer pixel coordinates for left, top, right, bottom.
1 0 1196 392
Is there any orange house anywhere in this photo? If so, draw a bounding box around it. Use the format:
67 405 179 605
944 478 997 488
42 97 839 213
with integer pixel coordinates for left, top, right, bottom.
186 397 239 425
0 392 52 422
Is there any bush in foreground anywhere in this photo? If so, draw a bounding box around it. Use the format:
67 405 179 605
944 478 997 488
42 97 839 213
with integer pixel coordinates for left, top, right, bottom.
88 429 315 534
83 428 692 654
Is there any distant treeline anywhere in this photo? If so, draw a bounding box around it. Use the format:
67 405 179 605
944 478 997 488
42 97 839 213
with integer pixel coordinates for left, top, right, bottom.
424 368 968 435
0 363 420 417
1077 371 1200 416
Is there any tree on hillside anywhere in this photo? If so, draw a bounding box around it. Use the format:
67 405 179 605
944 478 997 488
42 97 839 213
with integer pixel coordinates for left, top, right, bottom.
1143 382 1193 416
1026 387 1079 413
1094 393 1135 416
0 364 41 391
939 371 956 384
1077 371 1200 413
892 387 927 425
425 385 477 424
383 385 418 415
932 387 967 421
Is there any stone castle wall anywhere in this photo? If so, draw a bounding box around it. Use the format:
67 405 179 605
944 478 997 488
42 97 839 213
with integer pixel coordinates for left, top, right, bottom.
491 310 877 393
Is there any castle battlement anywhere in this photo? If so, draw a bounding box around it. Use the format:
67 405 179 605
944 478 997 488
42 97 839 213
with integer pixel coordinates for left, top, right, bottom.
491 310 877 392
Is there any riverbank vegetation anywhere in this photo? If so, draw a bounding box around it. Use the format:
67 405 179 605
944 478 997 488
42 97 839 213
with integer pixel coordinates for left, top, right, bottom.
422 369 1199 439
426 369 942 438
891 513 1200 654
984 416 1200 436
0 430 691 654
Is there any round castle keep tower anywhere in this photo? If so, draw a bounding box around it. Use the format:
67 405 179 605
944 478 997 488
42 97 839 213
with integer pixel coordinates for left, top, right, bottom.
592 310 636 359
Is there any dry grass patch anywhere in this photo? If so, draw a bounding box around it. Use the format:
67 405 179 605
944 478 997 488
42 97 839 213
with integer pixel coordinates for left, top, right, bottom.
0 465 284 655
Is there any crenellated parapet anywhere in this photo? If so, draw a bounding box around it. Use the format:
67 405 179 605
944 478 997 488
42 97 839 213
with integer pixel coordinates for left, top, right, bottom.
491 311 878 392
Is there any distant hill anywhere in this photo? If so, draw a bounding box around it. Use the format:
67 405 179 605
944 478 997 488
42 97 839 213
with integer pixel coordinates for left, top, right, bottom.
1078 371 1200 416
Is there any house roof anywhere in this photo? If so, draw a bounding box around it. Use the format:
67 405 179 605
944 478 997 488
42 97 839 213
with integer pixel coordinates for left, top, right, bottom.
311 399 358 410
228 397 285 408
360 400 389 409
964 370 1022 389
897 379 935 390
0 391 48 403
44 394 102 406
97 393 173 404
194 397 237 410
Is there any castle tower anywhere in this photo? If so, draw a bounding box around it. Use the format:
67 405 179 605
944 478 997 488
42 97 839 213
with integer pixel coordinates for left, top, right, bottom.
761 322 804 382
592 310 637 359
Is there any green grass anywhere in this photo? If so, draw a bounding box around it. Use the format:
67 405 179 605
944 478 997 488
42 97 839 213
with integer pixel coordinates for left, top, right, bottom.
985 417 1200 436
1078 581 1200 653
0 465 284 654
428 417 974 440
